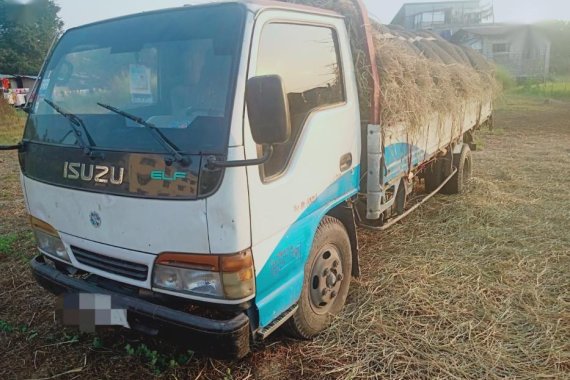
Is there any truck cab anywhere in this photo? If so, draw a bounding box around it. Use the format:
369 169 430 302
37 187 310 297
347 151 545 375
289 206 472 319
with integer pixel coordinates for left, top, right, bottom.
24 1 361 358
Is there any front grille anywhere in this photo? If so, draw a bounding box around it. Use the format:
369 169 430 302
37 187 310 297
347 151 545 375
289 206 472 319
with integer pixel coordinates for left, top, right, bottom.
71 246 148 281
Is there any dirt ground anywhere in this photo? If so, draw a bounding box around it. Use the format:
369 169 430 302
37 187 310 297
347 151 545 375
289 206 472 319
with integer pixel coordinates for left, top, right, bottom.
0 96 568 379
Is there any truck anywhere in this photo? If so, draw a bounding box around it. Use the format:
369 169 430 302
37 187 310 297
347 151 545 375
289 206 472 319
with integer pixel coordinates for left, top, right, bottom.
2 0 492 358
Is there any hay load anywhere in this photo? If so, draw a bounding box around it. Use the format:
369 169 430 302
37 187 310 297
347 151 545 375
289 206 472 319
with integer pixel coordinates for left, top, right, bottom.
279 0 498 131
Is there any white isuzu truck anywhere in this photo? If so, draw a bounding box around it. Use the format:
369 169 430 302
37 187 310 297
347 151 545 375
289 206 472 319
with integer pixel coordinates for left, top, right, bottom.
3 0 492 358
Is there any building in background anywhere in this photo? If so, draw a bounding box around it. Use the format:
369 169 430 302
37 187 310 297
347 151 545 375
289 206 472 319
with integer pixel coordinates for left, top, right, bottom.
391 1 551 80
391 0 494 39
1 74 38 107
452 25 551 80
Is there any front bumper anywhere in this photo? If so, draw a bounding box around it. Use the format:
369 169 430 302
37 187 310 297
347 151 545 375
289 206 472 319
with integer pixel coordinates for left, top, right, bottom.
31 255 251 359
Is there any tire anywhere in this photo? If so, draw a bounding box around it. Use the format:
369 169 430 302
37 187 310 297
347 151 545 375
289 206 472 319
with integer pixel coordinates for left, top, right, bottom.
441 145 472 195
424 159 445 193
394 180 407 216
284 216 352 339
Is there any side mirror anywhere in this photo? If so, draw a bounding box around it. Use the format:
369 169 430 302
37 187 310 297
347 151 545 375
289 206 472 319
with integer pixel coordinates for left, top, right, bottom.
205 75 291 170
245 75 291 145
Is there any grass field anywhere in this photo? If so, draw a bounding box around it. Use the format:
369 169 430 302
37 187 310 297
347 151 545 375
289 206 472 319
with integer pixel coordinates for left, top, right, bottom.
0 96 568 379
0 100 26 145
513 80 570 100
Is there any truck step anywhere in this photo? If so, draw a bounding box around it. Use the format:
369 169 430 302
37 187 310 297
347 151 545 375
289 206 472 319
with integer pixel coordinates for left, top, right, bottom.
256 305 298 340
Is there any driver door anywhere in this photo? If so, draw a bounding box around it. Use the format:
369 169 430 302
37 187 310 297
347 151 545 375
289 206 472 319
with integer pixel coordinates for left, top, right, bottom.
243 12 361 327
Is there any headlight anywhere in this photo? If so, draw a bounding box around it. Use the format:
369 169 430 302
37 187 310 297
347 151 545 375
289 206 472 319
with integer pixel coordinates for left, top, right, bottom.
30 216 71 263
153 250 255 300
154 266 222 297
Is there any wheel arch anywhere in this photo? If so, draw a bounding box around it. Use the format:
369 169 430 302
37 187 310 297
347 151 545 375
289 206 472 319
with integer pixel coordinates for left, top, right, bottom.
326 200 360 278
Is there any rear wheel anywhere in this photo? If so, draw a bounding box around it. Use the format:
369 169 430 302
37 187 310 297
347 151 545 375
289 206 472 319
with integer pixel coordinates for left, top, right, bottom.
424 159 446 193
284 216 352 339
394 180 407 216
441 145 472 195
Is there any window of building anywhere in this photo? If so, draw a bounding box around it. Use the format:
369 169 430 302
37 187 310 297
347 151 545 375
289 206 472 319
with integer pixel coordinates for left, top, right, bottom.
255 23 345 180
492 43 510 54
414 11 446 28
424 11 446 23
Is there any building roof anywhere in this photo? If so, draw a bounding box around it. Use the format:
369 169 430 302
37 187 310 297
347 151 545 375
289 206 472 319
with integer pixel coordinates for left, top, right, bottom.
457 24 527 36
452 24 551 47
0 74 37 80
396 0 478 7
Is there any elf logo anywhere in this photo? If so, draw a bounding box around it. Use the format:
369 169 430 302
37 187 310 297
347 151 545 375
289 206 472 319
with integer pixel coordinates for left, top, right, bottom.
63 162 124 185
150 170 187 181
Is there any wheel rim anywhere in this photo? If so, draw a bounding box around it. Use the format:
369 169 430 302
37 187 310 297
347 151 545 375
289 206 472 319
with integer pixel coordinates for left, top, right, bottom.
309 244 344 315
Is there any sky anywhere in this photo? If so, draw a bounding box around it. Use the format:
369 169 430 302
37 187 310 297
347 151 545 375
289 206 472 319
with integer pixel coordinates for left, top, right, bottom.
53 0 570 29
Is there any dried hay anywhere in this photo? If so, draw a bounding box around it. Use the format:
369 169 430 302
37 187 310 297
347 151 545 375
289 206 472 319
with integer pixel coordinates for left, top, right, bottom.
280 0 499 131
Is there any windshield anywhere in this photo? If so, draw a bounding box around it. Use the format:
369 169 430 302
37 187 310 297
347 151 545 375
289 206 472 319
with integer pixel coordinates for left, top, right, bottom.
25 4 245 154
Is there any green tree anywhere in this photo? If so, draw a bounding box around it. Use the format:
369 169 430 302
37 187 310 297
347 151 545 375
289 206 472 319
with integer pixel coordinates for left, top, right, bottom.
0 0 63 75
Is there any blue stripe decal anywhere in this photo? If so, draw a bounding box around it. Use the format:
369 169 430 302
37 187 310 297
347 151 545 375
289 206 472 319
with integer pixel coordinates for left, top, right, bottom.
255 166 360 327
384 143 426 182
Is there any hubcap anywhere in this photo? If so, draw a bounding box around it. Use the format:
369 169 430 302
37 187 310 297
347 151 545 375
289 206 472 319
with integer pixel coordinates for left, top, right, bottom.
309 244 344 315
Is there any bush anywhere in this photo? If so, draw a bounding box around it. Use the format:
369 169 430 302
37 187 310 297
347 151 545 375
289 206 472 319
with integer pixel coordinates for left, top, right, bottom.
495 66 516 91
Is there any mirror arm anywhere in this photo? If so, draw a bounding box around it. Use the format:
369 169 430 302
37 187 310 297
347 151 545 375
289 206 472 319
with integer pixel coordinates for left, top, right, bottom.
21 104 32 114
0 142 23 151
206 145 273 170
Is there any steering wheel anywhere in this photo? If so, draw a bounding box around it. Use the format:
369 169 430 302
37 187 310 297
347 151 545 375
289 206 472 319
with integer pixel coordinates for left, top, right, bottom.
184 107 220 120
146 108 220 129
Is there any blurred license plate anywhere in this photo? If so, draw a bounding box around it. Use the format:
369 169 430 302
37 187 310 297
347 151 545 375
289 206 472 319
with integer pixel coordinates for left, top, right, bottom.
56 293 130 333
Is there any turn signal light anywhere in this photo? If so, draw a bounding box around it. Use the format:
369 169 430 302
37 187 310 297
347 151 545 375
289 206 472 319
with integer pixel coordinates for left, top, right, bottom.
30 216 58 236
29 216 71 263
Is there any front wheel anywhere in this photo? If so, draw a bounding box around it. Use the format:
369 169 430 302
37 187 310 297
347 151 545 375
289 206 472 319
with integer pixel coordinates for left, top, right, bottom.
284 216 352 339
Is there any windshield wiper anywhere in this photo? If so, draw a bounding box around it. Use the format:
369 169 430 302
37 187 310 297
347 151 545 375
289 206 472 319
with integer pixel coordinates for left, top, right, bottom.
44 99 100 158
96 102 188 166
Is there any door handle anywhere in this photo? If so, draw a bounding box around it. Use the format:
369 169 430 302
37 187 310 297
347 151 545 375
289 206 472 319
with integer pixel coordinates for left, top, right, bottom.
340 153 353 172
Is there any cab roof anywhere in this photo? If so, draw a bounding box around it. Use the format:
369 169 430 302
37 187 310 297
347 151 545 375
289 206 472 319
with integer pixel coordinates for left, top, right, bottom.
68 0 343 31
242 0 342 18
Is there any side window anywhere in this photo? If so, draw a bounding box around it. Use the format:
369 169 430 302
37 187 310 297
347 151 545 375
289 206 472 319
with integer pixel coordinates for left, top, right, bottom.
255 23 345 180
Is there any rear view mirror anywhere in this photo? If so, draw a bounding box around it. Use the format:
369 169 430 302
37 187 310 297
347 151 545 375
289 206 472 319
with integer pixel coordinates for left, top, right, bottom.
245 75 291 146
55 61 73 84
